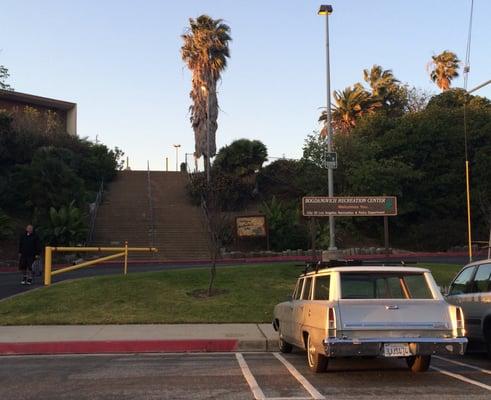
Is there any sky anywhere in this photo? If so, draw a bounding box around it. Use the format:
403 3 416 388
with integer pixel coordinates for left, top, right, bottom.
1 0 490 171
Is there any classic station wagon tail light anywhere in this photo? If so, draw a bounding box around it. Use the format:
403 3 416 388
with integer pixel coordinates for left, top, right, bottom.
456 307 465 336
328 308 337 337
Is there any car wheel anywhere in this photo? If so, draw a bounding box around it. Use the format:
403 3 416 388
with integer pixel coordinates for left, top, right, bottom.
484 322 491 359
306 334 328 373
406 355 431 372
278 330 293 354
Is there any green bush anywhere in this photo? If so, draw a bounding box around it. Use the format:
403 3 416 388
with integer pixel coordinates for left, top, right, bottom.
260 196 308 251
0 109 123 231
39 201 88 246
0 209 13 240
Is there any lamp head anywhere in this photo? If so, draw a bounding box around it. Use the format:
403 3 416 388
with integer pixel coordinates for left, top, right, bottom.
318 5 333 15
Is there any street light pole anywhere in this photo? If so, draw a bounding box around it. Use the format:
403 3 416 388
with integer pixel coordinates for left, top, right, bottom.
319 4 336 251
464 78 491 261
173 144 181 171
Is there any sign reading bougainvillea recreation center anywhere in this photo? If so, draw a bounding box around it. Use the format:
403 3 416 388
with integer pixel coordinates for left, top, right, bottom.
302 196 397 217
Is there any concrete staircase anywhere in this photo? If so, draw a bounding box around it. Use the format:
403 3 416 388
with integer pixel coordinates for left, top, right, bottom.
90 171 210 260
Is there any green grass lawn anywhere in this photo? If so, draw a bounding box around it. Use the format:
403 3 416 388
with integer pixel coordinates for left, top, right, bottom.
0 263 461 325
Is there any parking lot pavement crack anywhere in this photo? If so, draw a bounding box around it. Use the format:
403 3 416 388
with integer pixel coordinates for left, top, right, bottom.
256 324 269 350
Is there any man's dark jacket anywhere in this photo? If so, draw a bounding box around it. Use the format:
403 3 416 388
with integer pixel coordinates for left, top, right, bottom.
18 232 41 257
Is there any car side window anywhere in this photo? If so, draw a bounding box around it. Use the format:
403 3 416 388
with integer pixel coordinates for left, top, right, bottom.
313 275 330 300
302 277 312 300
449 266 476 295
473 264 491 293
294 279 303 300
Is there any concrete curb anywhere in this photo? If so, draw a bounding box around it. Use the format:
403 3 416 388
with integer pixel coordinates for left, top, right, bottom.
0 324 280 355
0 338 279 355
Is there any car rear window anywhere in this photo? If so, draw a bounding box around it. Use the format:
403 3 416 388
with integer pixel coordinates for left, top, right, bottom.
340 272 433 299
313 275 331 300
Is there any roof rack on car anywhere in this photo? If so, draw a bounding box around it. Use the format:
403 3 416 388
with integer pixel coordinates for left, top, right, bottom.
301 259 417 274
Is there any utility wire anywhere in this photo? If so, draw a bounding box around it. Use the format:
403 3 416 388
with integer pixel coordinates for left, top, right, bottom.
463 0 474 161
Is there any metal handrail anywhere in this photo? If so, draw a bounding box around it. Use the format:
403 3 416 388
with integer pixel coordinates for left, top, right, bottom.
87 180 104 244
186 165 214 259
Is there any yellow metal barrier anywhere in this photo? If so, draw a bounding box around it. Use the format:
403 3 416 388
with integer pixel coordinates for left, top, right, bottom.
44 242 158 285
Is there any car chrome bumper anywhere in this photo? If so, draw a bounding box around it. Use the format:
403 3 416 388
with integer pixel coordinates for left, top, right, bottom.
322 337 468 357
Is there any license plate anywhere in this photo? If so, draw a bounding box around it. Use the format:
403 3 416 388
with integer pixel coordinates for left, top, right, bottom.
383 343 410 357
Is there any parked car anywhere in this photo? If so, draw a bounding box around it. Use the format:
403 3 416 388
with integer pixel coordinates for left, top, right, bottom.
445 259 491 356
273 262 467 373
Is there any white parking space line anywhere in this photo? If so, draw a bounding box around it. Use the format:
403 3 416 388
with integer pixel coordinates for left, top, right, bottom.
273 353 325 400
235 353 266 400
266 398 312 400
434 356 491 375
431 366 491 391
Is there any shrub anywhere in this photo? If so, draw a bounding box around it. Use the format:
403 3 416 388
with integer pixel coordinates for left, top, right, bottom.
0 209 13 240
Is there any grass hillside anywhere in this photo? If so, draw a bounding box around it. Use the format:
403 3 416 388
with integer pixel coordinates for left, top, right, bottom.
0 263 461 325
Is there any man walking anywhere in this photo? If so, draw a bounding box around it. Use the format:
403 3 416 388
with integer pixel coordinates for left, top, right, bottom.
18 224 41 285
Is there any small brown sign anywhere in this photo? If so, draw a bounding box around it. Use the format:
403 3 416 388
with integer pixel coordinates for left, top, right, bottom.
302 196 397 217
236 216 267 237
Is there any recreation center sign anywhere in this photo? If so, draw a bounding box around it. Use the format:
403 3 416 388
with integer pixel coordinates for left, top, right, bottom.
302 196 397 217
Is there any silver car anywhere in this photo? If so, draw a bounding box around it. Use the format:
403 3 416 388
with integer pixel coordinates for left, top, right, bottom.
446 259 491 356
273 263 467 373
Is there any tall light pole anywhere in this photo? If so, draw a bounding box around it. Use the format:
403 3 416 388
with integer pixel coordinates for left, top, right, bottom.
318 4 336 251
464 78 491 261
173 144 181 171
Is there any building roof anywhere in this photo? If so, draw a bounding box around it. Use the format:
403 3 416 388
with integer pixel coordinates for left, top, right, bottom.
0 89 76 110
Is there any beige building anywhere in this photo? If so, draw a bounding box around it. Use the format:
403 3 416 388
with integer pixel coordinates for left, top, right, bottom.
0 89 77 135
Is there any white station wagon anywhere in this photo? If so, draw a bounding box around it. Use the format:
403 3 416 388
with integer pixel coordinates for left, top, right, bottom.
273 261 467 373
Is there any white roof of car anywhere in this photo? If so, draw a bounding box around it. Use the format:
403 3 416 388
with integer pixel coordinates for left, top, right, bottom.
303 266 430 276
462 258 491 268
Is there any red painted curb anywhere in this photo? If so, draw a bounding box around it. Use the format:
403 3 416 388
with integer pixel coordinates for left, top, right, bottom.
0 339 238 355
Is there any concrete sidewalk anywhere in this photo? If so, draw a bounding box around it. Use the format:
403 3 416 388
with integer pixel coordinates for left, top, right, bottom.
0 324 279 355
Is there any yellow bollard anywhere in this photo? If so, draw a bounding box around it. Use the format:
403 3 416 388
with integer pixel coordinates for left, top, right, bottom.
44 246 52 286
124 241 128 275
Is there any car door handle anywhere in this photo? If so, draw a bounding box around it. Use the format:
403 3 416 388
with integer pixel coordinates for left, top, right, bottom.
385 305 399 310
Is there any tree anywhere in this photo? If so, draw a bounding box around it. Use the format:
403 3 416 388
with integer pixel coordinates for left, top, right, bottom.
319 84 381 134
0 209 13 240
331 90 491 250
0 65 12 90
405 86 432 113
363 65 407 114
213 139 267 178
181 15 232 174
302 133 329 168
363 65 399 99
428 50 460 91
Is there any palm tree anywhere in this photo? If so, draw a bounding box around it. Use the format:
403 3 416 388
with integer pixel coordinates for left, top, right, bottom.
363 65 399 102
428 51 460 91
319 84 381 134
181 15 232 173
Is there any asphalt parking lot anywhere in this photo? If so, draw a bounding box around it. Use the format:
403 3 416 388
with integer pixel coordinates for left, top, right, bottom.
1 351 489 400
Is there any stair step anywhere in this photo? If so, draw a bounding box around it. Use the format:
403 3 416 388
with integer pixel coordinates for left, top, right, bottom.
90 171 210 260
